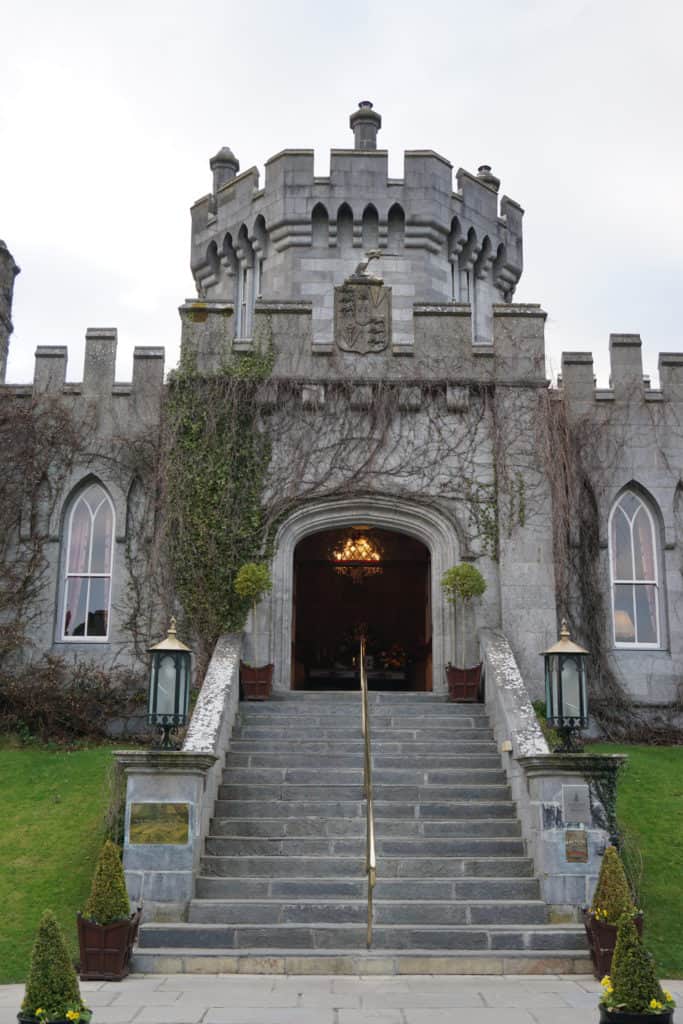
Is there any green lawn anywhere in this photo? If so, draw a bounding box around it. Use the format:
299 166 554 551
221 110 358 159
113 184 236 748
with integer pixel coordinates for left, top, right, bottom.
0 742 117 984
590 743 683 977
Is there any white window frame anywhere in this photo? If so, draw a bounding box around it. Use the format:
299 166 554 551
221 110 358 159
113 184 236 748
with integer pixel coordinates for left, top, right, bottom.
60 484 115 643
236 263 253 340
608 490 661 649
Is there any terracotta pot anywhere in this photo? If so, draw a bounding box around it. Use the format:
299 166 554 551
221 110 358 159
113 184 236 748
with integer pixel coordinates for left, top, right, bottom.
599 1007 673 1023
445 663 482 702
77 909 141 981
583 910 644 979
240 662 273 701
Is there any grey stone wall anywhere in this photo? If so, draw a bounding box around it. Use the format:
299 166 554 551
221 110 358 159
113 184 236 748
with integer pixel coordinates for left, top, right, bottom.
0 328 165 672
561 336 683 704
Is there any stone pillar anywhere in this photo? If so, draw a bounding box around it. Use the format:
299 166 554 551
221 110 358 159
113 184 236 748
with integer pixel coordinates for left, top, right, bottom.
0 240 20 383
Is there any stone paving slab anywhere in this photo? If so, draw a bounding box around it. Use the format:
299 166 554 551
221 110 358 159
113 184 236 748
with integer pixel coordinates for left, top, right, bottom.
1 975 681 1024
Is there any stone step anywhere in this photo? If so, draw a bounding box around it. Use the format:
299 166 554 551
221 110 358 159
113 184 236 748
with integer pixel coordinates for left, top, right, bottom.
257 692 455 702
237 708 489 724
137 921 585 952
217 783 512 801
213 799 518 819
187 898 548 926
225 752 503 769
221 767 508 786
228 739 500 755
209 817 522 838
234 726 494 740
131 947 593 976
204 835 526 857
194 875 542 902
198 856 535 878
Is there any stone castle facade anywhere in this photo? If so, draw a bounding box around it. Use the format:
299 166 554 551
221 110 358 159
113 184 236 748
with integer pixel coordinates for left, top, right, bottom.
2 102 681 714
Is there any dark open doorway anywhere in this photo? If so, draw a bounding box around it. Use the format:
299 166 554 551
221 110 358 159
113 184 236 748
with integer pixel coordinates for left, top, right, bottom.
291 527 432 691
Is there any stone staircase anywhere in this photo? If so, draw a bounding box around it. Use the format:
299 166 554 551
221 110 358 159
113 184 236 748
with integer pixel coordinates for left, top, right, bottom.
134 692 589 973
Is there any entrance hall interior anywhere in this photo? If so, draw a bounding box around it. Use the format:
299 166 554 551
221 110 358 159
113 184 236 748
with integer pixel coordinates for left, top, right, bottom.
292 527 432 691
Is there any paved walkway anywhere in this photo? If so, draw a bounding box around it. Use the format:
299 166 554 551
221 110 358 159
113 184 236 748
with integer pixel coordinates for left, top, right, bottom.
1 975 682 1024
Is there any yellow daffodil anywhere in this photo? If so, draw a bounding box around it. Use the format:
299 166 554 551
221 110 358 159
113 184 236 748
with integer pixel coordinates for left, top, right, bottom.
66 1012 80 1021
664 991 673 1002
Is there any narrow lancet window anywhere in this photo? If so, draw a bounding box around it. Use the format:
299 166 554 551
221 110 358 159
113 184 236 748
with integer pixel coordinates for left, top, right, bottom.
62 483 114 640
609 490 660 647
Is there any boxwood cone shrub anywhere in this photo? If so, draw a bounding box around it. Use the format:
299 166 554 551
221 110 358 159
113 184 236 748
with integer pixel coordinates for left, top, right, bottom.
83 840 130 924
590 845 635 923
22 910 83 1018
609 915 665 1012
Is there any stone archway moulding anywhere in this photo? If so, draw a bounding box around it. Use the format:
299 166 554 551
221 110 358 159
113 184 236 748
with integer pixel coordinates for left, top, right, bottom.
267 495 461 693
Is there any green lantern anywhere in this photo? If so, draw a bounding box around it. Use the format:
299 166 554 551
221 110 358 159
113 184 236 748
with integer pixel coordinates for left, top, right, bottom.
542 619 589 752
148 618 192 749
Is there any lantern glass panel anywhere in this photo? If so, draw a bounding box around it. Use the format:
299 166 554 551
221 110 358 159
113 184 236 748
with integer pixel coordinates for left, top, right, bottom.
178 653 190 718
546 654 560 721
561 655 581 719
156 654 178 717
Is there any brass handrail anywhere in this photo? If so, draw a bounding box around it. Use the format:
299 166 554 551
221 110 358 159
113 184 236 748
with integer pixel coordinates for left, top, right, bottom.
359 636 377 947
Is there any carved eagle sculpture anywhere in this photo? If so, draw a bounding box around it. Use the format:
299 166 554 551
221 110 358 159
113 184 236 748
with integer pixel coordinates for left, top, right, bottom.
353 250 383 277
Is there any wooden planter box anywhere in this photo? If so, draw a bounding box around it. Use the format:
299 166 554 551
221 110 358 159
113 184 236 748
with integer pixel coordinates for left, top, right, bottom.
77 909 141 981
584 910 644 979
240 662 273 701
446 663 482 702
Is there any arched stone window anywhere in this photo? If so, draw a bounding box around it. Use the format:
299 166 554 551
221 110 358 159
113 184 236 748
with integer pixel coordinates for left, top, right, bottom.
61 482 114 640
609 489 661 647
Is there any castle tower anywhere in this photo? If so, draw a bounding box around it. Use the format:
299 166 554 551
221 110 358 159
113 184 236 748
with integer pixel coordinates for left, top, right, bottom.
0 240 20 383
189 101 524 349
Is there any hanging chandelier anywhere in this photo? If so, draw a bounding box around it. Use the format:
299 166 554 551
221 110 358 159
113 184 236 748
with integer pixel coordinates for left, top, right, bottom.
330 529 383 583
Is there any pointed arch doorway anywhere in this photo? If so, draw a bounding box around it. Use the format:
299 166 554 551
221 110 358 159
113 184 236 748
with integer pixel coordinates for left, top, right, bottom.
267 496 460 694
292 526 432 691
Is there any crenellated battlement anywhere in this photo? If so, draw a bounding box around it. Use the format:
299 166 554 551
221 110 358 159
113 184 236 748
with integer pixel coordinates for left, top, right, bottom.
560 334 683 405
190 102 524 347
1 328 164 407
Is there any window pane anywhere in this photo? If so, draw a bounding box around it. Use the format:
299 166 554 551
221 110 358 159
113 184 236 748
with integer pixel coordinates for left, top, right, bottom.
91 501 113 573
64 577 88 636
614 585 636 643
83 484 104 512
612 508 633 579
86 578 110 637
68 500 91 573
633 507 655 580
635 585 658 644
619 492 640 520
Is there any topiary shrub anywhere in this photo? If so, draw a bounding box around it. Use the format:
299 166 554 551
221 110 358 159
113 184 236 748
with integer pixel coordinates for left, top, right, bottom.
441 563 487 669
603 915 671 1013
21 910 85 1020
590 845 636 924
234 562 272 643
83 840 130 925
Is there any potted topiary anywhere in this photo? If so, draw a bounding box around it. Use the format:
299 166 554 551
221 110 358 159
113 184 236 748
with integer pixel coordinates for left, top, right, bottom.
585 845 643 978
234 561 274 700
599 915 675 1022
76 840 141 981
441 562 487 701
19 909 91 1024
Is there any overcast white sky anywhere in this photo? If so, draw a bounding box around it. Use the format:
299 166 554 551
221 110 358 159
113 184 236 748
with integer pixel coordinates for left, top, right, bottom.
2 0 681 387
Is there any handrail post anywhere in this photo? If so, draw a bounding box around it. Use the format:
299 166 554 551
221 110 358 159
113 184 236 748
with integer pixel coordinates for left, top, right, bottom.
360 636 376 948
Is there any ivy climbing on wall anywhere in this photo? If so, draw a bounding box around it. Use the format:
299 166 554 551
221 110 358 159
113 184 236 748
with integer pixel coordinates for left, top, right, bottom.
161 348 274 671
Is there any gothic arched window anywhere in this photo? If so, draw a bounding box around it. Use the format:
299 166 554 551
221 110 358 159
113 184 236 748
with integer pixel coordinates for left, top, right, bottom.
609 490 661 647
62 482 114 640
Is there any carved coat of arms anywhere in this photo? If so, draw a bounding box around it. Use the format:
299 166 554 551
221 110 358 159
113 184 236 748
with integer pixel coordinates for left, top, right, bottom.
334 274 391 354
